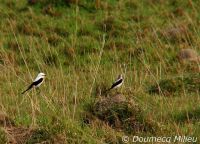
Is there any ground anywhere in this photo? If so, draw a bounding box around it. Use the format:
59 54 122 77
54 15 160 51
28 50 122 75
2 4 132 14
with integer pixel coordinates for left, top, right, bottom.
0 0 200 143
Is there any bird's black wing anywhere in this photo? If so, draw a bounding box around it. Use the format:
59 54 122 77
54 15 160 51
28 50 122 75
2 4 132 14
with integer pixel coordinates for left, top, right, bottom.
21 78 43 94
110 78 123 89
32 78 43 86
104 79 123 93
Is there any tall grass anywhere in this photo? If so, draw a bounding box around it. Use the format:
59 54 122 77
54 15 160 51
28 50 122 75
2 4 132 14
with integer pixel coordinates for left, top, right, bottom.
0 0 200 143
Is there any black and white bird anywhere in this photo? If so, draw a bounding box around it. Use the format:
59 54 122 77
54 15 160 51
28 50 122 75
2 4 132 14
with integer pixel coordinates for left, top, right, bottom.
106 74 123 92
22 72 46 94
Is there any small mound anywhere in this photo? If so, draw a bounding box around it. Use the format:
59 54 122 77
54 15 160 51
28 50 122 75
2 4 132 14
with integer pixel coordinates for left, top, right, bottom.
149 73 200 95
84 94 154 134
0 112 53 143
0 112 31 143
3 127 52 144
161 24 189 42
178 48 200 62
4 127 35 144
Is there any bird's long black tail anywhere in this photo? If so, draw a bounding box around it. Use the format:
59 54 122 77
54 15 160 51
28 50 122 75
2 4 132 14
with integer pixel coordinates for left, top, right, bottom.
21 84 33 94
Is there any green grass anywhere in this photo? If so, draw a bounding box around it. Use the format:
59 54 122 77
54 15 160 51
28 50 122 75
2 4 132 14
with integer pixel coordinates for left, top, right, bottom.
0 0 200 143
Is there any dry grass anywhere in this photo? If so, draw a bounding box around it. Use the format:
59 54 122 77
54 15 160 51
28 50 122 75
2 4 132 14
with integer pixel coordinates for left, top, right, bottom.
0 0 200 143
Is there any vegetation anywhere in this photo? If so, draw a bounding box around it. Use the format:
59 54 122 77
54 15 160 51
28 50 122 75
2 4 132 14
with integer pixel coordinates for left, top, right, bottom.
149 73 200 95
0 0 200 143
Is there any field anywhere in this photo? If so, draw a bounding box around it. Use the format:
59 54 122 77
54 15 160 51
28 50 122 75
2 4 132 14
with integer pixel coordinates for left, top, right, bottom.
0 0 200 143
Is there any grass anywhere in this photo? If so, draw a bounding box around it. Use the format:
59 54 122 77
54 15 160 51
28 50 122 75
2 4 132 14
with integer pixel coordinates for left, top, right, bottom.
149 73 200 95
0 0 200 143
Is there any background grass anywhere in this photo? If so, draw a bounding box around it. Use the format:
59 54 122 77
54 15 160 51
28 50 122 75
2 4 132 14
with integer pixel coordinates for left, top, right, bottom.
0 0 200 143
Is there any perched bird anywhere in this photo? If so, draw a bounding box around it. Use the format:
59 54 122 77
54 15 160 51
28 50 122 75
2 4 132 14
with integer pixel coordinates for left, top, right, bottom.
22 72 46 94
106 74 123 92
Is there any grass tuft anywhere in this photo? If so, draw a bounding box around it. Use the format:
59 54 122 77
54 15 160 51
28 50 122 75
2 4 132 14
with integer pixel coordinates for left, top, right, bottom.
149 73 200 96
173 107 200 123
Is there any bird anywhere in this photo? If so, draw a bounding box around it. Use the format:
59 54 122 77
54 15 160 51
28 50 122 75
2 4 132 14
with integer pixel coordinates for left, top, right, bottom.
106 74 123 92
22 72 46 94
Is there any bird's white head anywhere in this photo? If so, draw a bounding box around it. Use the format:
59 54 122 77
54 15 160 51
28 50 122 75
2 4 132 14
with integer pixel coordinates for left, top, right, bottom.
38 72 46 78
